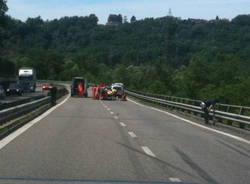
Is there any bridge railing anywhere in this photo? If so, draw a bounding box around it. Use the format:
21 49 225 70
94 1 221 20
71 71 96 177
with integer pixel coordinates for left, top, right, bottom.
125 89 250 130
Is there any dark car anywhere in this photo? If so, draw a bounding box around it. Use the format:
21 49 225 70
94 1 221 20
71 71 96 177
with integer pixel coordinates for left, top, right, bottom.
0 85 6 99
6 83 23 96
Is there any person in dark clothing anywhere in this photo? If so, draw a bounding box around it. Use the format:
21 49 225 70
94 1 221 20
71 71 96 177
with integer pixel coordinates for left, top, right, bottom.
200 99 217 124
50 86 58 105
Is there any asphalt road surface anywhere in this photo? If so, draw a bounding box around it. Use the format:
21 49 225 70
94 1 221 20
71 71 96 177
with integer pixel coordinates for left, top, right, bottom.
0 91 249 184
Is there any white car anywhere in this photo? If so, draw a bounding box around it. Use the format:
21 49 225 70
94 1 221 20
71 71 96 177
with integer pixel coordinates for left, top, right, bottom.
111 83 124 89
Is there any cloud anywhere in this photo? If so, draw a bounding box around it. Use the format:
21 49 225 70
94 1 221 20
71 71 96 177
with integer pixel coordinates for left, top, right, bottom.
6 0 250 23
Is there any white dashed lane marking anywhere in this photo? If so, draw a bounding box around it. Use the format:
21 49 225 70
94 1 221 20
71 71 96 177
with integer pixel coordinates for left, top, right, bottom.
110 111 114 115
114 116 119 119
128 131 137 138
169 178 181 182
141 146 156 157
120 122 126 127
107 108 111 111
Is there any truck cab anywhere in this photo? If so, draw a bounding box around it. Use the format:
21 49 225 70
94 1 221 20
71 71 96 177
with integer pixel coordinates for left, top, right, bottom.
18 68 37 92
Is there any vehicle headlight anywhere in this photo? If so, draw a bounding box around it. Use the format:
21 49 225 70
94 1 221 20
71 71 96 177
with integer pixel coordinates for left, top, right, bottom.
7 89 10 91
17 89 19 91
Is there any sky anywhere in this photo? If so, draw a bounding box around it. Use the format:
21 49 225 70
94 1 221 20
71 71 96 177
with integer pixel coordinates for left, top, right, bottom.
6 0 250 23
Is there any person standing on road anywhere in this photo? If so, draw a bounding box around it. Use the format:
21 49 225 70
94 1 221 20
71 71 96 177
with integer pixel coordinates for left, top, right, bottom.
78 82 83 97
50 85 58 105
200 99 217 125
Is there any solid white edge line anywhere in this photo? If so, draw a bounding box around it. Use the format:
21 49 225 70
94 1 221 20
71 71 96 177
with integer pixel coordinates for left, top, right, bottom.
120 122 126 127
0 93 71 150
128 131 137 138
142 146 156 157
128 98 250 145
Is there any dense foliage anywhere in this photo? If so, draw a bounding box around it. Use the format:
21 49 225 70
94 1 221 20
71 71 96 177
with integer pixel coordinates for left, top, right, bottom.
0 1 250 105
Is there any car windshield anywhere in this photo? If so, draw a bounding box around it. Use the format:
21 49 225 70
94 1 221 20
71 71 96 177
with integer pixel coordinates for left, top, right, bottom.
19 76 33 80
9 83 18 88
114 87 122 91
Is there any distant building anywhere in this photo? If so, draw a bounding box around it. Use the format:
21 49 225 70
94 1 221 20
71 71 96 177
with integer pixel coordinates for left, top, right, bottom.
221 18 230 22
208 16 229 23
187 18 208 24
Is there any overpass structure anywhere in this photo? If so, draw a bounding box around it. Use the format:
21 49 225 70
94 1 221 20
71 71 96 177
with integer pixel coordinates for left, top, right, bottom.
0 87 249 184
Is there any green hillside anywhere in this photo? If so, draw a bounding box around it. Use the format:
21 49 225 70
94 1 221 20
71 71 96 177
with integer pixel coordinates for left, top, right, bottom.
1 0 250 105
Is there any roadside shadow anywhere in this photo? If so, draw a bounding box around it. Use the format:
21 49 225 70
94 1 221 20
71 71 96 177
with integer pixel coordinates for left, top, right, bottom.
173 146 218 184
116 141 198 180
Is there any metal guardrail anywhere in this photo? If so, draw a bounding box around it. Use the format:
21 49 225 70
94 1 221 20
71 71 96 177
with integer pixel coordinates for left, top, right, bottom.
127 90 250 116
0 96 51 125
126 90 250 129
0 94 45 111
0 85 69 125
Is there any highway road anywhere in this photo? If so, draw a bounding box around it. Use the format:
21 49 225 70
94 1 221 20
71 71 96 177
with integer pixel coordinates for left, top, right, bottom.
0 91 249 184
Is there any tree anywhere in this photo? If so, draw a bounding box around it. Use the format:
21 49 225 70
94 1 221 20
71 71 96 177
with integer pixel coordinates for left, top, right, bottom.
89 14 98 26
1 11 250 105
232 15 250 26
130 16 136 23
107 14 122 25
182 54 210 98
0 0 8 16
0 0 8 46
123 16 128 23
0 58 15 77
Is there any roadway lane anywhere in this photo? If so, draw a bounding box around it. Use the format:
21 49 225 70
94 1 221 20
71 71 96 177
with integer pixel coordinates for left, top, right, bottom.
102 99 250 184
0 93 187 184
0 92 249 184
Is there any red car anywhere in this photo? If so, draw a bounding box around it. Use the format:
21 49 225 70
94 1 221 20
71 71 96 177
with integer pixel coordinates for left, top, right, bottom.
42 83 52 91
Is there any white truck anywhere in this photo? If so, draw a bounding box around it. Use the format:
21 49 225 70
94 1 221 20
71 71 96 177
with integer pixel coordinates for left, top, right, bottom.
18 68 37 92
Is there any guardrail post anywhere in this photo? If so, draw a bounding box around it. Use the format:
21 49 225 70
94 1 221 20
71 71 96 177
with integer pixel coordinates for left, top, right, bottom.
227 120 233 126
239 123 245 129
238 107 246 129
239 107 243 115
